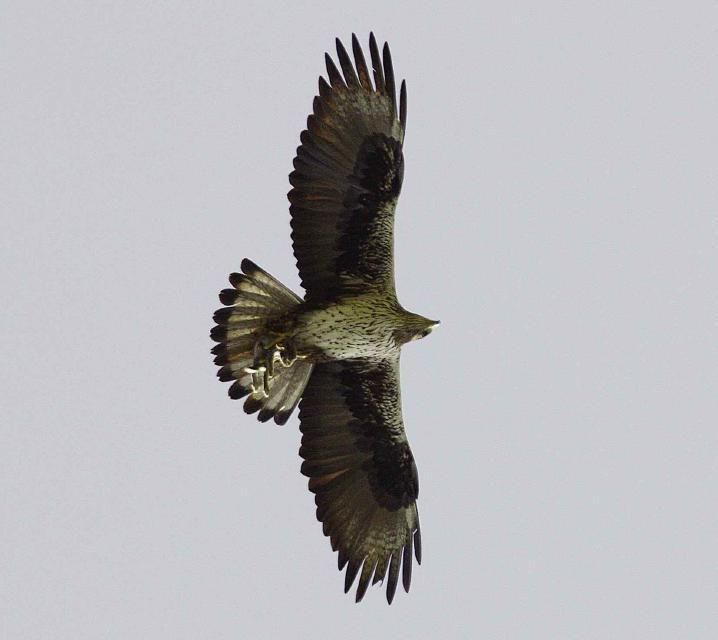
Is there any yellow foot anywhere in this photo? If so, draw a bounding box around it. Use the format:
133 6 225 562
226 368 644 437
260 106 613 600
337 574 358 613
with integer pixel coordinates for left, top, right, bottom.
243 339 300 397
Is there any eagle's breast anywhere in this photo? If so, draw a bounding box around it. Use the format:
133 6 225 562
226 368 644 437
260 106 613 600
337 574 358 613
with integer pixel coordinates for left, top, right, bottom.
293 295 402 361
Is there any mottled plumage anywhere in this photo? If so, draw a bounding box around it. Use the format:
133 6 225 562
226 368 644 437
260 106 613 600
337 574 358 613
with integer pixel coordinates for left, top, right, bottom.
211 34 437 603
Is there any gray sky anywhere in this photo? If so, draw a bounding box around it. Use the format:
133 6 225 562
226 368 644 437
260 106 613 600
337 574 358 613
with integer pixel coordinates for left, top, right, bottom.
2 2 717 638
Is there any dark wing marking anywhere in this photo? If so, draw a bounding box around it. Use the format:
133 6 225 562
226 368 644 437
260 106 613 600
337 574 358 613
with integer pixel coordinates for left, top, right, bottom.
298 356 421 603
288 34 408 302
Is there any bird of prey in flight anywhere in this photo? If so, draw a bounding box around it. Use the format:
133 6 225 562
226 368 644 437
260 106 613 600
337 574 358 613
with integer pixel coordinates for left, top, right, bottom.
211 33 438 603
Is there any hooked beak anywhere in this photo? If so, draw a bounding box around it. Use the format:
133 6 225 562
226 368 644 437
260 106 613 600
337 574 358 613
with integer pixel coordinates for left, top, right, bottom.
426 319 440 333
415 319 440 341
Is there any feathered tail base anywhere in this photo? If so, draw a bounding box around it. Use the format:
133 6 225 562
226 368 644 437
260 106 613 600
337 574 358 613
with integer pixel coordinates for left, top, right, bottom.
211 259 313 425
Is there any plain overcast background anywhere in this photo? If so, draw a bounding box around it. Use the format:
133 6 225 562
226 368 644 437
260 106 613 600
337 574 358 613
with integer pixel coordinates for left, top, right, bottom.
2 2 716 638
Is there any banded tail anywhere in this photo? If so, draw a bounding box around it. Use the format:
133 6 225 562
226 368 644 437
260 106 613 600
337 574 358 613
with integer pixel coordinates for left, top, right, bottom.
211 259 313 425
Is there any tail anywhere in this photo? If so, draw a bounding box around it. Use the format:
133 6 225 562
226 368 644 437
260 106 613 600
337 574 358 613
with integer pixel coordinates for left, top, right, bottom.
211 259 313 425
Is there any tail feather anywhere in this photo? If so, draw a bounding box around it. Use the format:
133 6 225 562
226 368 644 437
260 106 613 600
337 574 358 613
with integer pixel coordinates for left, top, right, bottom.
211 259 313 425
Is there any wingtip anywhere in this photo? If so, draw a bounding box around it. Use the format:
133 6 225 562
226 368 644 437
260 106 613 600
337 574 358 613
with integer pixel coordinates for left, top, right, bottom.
350 32 373 91
337 548 348 571
344 560 361 594
414 527 422 564
318 75 331 98
335 36 359 87
400 79 407 128
334 36 345 58
402 540 413 593
386 582 397 605
382 41 393 73
354 560 374 603
385 551 401 604
324 52 344 87
382 41 396 110
354 580 369 603
368 32 385 94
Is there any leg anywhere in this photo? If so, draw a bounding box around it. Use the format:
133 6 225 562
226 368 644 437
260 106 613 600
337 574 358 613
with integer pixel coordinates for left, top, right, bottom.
244 335 301 398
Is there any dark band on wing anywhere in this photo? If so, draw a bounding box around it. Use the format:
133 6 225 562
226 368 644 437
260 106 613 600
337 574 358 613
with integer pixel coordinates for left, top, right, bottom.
338 360 418 510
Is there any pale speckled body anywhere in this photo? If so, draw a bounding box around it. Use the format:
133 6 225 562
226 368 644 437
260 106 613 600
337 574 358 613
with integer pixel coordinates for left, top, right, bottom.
289 293 428 362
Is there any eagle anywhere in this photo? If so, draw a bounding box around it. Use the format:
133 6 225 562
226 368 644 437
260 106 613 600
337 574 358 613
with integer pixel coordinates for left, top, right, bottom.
211 33 438 604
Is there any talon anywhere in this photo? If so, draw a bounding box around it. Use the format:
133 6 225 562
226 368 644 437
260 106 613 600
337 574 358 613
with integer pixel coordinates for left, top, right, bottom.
279 342 297 367
247 366 268 398
242 337 301 398
263 369 271 396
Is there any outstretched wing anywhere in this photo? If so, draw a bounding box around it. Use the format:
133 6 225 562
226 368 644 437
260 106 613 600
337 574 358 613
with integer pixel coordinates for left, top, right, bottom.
288 33 407 302
298 356 421 603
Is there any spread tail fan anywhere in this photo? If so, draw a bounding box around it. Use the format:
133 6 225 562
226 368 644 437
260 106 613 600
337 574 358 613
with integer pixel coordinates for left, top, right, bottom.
211 259 314 425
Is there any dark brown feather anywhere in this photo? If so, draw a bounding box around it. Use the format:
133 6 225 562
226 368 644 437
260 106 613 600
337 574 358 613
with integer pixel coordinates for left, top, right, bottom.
335 37 359 87
369 32 385 93
355 557 376 602
402 535 413 593
344 559 361 593
400 79 407 129
324 53 345 88
386 552 401 604
351 33 373 90
382 42 396 114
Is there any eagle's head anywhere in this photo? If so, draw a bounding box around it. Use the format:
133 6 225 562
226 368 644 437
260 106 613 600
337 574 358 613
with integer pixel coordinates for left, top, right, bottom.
394 313 440 345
